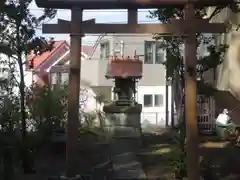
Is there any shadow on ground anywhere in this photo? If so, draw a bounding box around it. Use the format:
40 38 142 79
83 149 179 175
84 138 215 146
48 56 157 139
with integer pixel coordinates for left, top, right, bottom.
22 129 240 180
138 130 240 179
22 133 110 180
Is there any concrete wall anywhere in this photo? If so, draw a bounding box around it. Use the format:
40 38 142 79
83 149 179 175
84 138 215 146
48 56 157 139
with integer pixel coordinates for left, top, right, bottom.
208 8 240 100
87 34 166 86
137 85 172 127
81 59 166 86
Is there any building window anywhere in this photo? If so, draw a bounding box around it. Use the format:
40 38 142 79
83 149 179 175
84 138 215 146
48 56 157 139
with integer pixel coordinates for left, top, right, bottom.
60 72 68 85
100 41 110 60
154 94 163 107
51 73 57 85
144 41 153 64
144 41 165 64
143 94 153 107
155 43 165 64
143 94 164 107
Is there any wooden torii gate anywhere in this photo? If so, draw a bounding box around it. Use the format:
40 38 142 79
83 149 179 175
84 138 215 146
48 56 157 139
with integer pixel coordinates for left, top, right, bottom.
36 0 231 179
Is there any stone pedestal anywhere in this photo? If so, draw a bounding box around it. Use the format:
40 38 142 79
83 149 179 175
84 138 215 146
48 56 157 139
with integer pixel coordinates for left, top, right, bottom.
103 103 146 179
48 175 82 180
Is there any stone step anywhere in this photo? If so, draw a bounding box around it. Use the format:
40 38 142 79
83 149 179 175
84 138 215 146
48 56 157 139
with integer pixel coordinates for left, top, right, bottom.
111 151 146 179
112 152 136 165
104 126 141 137
113 162 146 179
110 140 140 155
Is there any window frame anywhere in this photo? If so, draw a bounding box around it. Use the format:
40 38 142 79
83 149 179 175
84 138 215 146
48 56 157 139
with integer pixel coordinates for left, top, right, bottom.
100 41 110 60
154 94 164 107
143 94 164 108
143 94 153 107
144 41 166 64
155 43 165 64
60 72 69 85
144 41 154 64
50 72 58 85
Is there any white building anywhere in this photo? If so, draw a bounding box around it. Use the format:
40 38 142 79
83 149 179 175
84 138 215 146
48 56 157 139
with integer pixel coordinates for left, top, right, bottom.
137 86 172 126
42 36 173 128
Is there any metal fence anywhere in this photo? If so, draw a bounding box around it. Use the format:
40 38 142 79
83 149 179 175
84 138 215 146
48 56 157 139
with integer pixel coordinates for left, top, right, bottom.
197 95 216 133
141 96 216 133
141 112 177 128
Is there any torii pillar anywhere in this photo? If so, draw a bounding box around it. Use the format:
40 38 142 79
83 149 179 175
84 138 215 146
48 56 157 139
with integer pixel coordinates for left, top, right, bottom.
37 0 231 179
66 9 82 178
184 4 199 179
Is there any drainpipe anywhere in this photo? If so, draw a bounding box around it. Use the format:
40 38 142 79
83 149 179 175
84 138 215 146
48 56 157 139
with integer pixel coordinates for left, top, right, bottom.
171 77 175 128
120 40 124 57
165 76 169 127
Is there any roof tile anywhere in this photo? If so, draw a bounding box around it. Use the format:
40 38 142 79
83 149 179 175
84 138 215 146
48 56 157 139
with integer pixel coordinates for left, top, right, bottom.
27 40 66 68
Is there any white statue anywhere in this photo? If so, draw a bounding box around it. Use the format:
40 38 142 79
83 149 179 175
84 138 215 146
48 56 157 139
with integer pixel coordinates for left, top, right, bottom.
216 109 231 125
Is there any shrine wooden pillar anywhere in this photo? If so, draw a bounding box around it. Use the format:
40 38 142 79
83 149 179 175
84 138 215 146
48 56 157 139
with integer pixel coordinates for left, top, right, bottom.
184 3 199 179
66 8 82 177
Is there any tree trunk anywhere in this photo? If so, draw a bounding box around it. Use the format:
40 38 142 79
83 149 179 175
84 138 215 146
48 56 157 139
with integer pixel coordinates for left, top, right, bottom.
16 23 31 172
172 72 183 127
179 107 186 165
18 56 30 172
173 67 186 175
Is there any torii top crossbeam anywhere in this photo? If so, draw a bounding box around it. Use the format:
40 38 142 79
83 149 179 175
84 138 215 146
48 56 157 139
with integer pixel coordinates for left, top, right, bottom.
36 0 232 9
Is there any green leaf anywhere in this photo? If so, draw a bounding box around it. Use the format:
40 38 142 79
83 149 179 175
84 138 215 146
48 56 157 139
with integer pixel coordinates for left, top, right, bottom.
0 43 16 57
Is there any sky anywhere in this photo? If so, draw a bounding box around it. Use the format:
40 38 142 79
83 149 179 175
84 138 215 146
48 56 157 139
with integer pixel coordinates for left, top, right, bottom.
30 1 158 45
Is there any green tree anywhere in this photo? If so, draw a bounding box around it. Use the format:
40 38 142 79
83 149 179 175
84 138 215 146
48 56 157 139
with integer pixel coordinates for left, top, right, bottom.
0 0 56 174
148 3 239 177
26 84 67 132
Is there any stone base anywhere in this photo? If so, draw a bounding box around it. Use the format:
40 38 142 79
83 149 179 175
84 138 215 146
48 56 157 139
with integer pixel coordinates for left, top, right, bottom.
48 175 82 180
103 103 142 138
102 103 145 178
103 103 142 114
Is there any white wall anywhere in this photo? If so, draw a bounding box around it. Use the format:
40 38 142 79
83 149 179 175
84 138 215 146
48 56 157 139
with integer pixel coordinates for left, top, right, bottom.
0 53 102 115
137 85 172 127
0 53 34 93
82 85 102 113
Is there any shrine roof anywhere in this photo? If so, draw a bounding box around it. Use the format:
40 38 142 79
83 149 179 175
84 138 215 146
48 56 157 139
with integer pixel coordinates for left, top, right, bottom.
106 57 143 79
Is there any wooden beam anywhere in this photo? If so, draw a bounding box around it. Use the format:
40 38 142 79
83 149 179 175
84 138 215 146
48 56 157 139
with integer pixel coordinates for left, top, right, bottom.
42 21 227 34
128 9 138 25
44 18 95 34
58 18 95 25
36 0 233 9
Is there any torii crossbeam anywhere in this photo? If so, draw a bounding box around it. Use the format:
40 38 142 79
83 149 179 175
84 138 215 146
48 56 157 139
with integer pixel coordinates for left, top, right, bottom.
43 18 226 34
36 0 232 9
36 0 231 179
